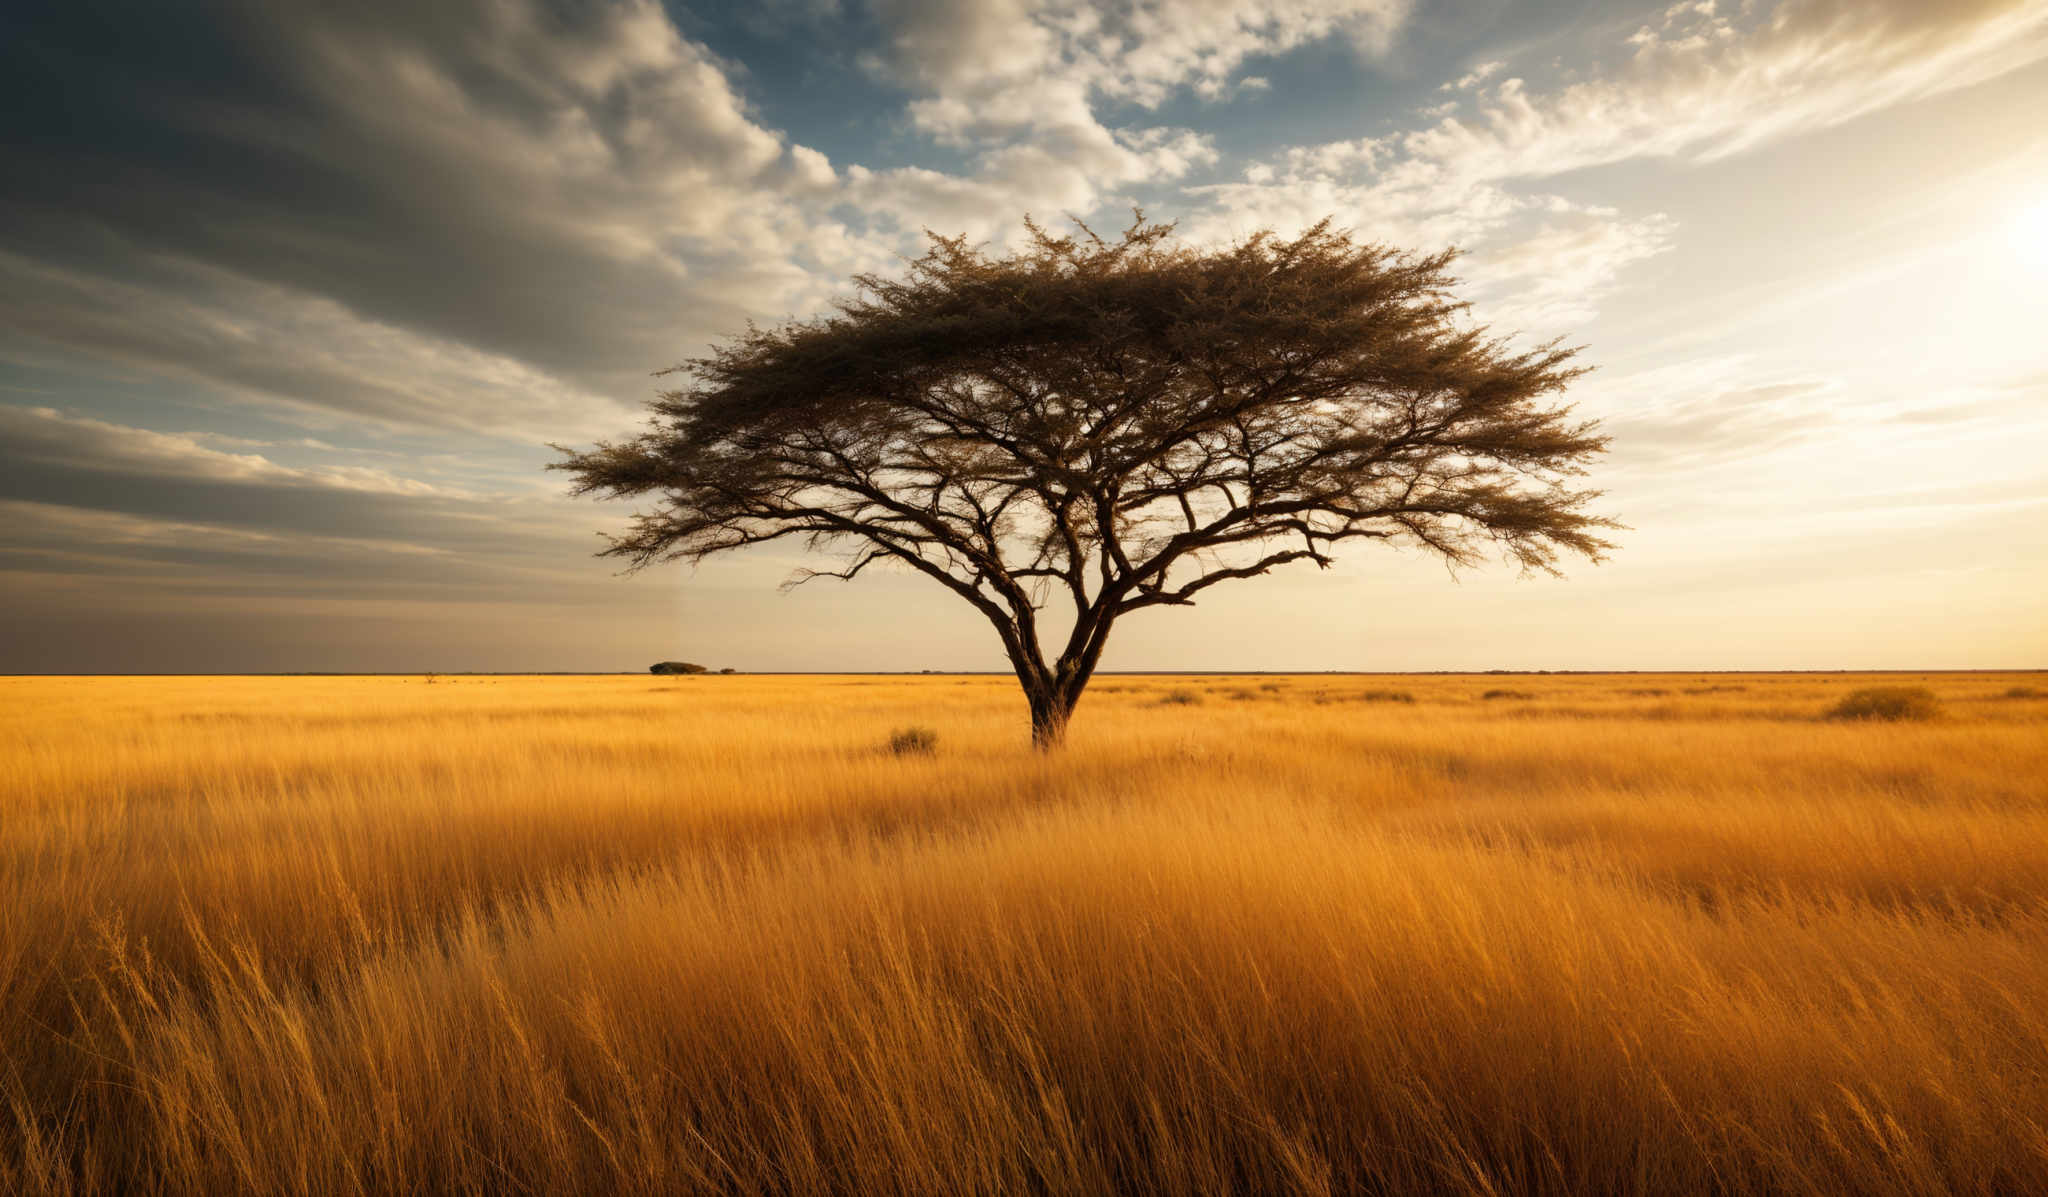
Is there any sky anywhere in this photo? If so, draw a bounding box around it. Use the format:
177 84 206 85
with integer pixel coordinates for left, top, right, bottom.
1 0 2044 674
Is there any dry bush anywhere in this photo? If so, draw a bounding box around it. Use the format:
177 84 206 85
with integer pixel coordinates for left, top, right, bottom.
1154 689 1202 706
1483 689 1536 700
2005 686 2042 699
1826 686 1943 722
887 726 938 756
1314 689 1415 705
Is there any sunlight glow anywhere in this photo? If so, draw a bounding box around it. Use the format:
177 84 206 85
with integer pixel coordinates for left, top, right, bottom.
2012 196 2048 268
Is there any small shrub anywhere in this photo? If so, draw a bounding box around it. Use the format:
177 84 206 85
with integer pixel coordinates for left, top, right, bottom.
719 667 737 675
1483 689 1535 700
1826 686 1942 722
1684 684 1747 694
1314 690 1414 705
2003 685 2042 699
1623 688 1670 697
886 726 938 756
1155 689 1202 706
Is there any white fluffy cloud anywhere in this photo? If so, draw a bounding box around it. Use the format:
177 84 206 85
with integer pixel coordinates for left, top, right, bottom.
844 0 1413 238
872 0 1412 130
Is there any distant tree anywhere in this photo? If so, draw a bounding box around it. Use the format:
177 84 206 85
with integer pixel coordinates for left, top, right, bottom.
562 216 1615 747
650 661 707 675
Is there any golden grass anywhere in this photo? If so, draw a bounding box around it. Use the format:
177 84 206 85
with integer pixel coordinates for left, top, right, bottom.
4 670 2047 1195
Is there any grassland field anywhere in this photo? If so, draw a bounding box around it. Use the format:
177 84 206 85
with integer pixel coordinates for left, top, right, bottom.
3 670 2047 1195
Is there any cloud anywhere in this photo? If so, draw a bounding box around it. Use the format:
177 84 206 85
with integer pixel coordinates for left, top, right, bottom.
847 0 1410 236
1584 367 1844 471
0 406 614 580
873 0 1413 124
1460 205 1677 328
8 0 2040 432
0 498 456 583
0 406 455 496
0 499 679 672
0 254 631 440
1181 0 2048 335
7 0 1354 437
844 128 1220 242
1443 60 1504 92
0 407 679 636
0 0 866 424
1184 149 1668 337
1403 0 2048 179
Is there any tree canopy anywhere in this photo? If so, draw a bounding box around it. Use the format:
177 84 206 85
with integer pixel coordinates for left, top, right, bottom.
557 215 1616 745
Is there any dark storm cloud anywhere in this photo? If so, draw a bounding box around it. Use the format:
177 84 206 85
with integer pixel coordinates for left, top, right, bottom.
0 0 839 430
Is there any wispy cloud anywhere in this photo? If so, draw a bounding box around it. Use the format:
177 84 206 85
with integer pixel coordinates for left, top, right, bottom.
0 406 457 496
1186 0 2048 335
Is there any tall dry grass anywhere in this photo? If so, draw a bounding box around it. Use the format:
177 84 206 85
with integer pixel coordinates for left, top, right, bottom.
3 671 2047 1195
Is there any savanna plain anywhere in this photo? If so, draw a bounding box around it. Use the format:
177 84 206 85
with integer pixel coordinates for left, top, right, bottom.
4 671 2047 1196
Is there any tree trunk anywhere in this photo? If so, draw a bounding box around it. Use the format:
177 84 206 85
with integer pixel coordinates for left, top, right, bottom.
1018 612 1118 750
1028 687 1073 751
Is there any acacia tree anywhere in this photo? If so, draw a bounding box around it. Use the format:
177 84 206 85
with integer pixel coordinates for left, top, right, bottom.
557 216 1615 747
